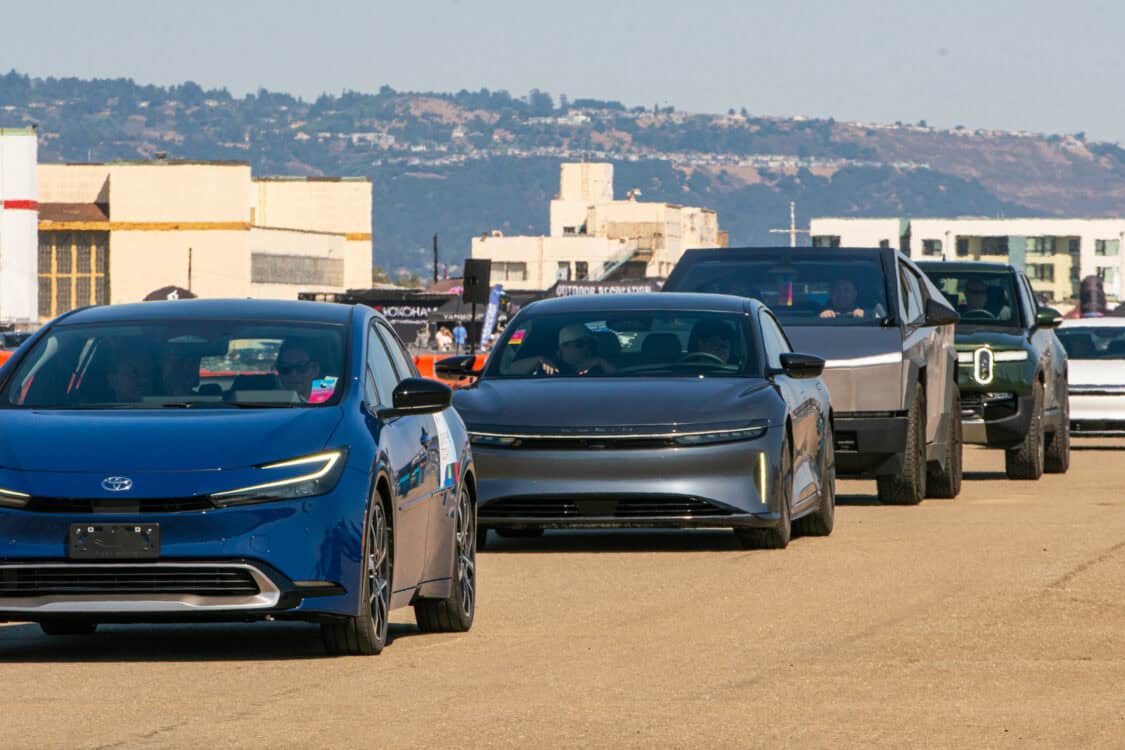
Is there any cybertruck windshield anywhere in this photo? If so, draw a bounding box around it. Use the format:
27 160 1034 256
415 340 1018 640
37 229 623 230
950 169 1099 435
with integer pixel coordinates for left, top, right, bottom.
668 250 891 327
2 319 347 409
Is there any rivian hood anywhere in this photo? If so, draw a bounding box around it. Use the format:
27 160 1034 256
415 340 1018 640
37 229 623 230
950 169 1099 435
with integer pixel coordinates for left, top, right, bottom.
0 407 344 473
953 327 1029 352
454 378 778 432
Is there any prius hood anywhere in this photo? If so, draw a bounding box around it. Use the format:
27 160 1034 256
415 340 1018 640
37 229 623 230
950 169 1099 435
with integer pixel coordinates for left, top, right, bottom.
453 377 780 433
0 407 345 473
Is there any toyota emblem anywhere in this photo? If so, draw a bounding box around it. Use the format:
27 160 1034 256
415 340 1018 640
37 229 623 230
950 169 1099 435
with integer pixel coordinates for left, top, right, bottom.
101 476 134 492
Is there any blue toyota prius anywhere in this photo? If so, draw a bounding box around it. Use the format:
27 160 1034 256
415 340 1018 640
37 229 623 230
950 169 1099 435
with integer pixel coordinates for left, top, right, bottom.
0 299 476 655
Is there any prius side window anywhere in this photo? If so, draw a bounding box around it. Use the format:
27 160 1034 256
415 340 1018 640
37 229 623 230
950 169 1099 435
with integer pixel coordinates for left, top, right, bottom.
377 322 417 380
366 327 399 407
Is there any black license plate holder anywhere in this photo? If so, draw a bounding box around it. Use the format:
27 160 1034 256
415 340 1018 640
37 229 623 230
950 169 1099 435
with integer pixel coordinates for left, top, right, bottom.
68 523 160 560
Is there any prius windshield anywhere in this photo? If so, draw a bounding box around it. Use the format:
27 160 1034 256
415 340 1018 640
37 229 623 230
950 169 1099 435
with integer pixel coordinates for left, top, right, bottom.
668 251 891 326
2 320 347 409
1057 326 1125 360
485 310 761 378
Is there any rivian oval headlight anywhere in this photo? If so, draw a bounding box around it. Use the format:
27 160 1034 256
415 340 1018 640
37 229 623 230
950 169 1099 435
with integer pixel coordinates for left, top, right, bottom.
211 448 349 507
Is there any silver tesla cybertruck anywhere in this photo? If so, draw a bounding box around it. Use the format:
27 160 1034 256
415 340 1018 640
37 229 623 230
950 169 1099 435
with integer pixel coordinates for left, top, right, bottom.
664 246 962 505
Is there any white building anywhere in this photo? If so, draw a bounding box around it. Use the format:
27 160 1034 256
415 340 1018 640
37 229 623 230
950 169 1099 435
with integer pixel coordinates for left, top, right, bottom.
810 216 1125 302
472 162 725 290
0 127 38 327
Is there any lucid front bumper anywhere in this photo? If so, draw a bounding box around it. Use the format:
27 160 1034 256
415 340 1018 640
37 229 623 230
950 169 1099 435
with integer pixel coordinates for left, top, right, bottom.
470 427 783 529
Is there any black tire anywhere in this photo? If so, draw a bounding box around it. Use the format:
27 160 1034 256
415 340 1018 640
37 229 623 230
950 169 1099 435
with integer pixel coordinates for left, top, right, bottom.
494 528 544 539
735 430 792 549
926 388 963 499
1045 381 1070 474
39 620 97 636
793 423 835 537
322 494 392 656
414 484 476 633
1006 381 1045 480
877 385 927 505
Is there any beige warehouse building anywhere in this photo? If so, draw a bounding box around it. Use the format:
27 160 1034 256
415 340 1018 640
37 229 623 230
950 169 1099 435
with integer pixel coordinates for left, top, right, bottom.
36 160 372 321
472 162 725 290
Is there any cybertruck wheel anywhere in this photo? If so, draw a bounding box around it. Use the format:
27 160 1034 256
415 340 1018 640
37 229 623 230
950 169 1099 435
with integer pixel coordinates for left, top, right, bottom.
878 386 926 505
1045 386 1070 474
414 485 476 633
736 431 792 550
793 425 835 537
927 389 963 499
322 496 391 656
1006 381 1045 480
39 620 97 636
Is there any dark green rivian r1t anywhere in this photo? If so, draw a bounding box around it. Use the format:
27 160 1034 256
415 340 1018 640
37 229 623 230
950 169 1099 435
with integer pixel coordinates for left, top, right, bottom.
917 261 1070 479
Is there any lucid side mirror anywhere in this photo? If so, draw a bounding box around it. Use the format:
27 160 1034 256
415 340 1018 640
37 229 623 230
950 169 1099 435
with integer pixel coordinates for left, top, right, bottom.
924 297 960 327
434 355 481 381
778 352 825 379
377 378 452 419
1036 307 1063 329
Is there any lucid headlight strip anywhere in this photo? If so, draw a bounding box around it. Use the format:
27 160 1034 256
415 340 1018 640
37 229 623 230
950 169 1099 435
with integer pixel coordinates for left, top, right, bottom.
822 352 902 369
469 425 768 440
211 451 342 498
758 453 767 501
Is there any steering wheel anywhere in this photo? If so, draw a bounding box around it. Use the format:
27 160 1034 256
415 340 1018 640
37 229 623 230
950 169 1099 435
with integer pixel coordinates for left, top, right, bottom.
680 351 726 365
961 308 996 320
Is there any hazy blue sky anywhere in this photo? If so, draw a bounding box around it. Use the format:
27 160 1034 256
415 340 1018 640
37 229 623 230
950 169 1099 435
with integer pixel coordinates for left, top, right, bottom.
3 0 1123 141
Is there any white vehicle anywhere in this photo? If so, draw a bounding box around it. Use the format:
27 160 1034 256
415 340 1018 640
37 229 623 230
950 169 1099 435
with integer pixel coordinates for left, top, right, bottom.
1057 318 1125 436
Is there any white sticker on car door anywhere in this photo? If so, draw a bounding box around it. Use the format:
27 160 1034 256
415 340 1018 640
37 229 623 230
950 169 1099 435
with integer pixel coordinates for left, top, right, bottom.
433 411 459 489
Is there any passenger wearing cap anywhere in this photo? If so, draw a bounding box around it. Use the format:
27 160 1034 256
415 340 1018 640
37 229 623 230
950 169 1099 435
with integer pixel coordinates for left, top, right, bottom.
510 323 617 376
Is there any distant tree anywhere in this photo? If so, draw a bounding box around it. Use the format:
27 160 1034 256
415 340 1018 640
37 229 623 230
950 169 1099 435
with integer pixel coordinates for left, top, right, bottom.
396 271 423 288
372 265 390 284
917 119 928 127
727 108 736 116
740 107 749 118
526 89 553 116
558 93 569 112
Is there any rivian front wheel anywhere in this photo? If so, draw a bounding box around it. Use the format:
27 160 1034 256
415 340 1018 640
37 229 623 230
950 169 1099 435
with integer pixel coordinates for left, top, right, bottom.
1045 381 1070 474
414 484 476 633
322 496 392 656
1006 381 1045 480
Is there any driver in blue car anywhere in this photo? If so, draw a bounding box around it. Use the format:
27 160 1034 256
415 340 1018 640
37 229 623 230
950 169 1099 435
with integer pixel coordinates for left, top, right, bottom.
276 340 323 400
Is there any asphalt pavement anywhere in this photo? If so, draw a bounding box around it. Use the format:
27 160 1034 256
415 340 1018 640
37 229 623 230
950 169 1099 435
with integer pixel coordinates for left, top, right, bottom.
3 440 1124 749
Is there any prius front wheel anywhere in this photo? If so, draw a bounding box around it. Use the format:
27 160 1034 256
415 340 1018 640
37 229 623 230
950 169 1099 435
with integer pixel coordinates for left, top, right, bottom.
322 497 392 656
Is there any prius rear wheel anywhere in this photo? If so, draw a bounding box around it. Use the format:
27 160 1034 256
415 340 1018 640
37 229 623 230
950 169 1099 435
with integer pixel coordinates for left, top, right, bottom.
414 485 476 633
322 497 391 656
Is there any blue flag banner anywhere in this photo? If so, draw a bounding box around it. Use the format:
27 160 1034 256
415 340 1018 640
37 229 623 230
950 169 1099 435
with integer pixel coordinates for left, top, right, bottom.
479 284 503 351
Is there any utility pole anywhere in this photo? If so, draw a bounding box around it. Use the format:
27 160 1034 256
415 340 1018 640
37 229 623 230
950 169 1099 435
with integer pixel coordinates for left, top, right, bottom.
187 247 193 291
768 201 811 248
433 233 439 283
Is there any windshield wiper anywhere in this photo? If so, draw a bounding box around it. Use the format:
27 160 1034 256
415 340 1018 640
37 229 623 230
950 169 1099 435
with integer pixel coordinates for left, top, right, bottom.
156 401 234 409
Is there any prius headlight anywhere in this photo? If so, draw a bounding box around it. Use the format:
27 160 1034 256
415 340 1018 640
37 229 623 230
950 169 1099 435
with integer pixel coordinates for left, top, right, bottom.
0 487 31 509
211 448 349 507
673 425 768 446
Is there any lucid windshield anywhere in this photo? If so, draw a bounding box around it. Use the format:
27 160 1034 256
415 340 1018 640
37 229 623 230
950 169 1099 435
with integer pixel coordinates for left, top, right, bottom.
1057 326 1125 360
670 252 891 326
485 310 761 379
924 270 1021 328
2 320 347 409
